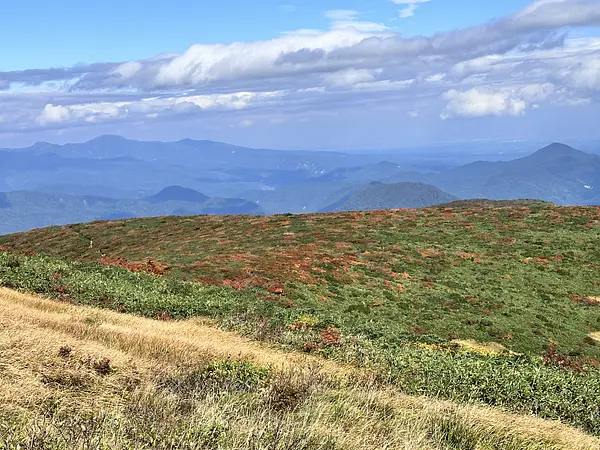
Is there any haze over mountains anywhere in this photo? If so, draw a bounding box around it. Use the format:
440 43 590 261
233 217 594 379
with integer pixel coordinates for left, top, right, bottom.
0 136 599 234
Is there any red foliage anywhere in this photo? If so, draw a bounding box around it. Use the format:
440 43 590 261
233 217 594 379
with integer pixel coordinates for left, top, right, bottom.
268 286 285 295
53 285 70 295
156 312 173 321
320 327 341 346
99 257 170 276
303 341 320 353
543 345 588 374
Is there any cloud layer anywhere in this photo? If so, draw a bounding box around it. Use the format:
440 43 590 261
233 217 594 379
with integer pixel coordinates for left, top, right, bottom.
1 0 599 144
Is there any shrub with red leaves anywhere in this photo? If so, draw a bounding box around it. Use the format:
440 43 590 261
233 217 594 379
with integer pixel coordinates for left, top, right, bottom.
320 327 341 346
543 345 588 374
99 257 170 276
303 341 320 353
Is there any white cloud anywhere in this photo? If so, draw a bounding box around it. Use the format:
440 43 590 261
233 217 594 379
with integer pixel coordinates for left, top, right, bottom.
323 69 378 87
391 0 431 18
111 61 143 80
441 87 533 119
38 90 286 126
511 0 600 30
561 56 600 91
152 29 383 87
0 0 599 137
40 104 73 124
325 9 391 32
425 73 446 83
440 83 564 119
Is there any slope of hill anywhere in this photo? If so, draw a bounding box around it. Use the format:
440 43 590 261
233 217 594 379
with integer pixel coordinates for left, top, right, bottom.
2 288 597 449
2 205 600 437
332 182 457 211
434 199 555 208
2 205 600 438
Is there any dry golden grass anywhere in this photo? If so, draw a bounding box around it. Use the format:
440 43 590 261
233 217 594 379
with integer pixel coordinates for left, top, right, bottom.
450 339 510 355
1 287 599 450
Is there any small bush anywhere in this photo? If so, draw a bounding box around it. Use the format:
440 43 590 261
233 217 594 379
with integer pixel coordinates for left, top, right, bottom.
162 360 270 397
58 346 72 358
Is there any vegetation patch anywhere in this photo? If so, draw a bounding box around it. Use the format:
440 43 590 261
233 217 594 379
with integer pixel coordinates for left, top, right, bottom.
2 205 600 436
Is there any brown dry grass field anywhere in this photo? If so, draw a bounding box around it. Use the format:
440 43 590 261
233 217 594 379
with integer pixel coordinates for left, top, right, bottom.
1 287 599 449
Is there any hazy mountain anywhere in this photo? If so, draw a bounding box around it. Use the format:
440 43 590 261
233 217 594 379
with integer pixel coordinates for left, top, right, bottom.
0 188 262 235
0 136 411 199
146 186 210 204
1 138 599 225
8 135 404 172
330 182 457 212
385 143 600 205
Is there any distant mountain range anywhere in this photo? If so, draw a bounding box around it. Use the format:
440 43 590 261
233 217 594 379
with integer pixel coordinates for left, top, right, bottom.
0 186 261 235
0 135 408 199
391 143 600 206
1 137 599 233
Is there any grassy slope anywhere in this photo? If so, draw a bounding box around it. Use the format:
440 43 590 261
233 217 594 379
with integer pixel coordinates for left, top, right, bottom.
2 204 599 359
2 287 598 449
2 205 600 436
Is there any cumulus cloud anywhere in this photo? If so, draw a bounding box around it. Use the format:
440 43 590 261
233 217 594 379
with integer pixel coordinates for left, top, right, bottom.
441 83 556 119
0 0 599 137
510 0 600 30
3 0 599 93
36 90 286 127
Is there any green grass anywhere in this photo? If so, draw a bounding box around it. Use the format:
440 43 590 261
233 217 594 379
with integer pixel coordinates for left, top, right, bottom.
1 247 600 436
2 205 600 435
2 205 600 358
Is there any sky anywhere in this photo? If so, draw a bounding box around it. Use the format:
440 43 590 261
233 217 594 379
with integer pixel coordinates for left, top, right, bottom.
1 0 600 150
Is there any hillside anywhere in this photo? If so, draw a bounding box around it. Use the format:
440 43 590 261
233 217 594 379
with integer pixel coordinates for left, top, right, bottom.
2 288 597 449
2 204 599 359
333 182 457 211
2 205 600 438
434 199 555 208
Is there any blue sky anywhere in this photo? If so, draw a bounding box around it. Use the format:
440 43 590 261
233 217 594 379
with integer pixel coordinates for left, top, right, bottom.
1 0 600 149
1 0 533 70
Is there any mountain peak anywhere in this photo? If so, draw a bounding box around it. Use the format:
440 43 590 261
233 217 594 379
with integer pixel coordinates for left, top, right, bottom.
532 143 583 157
146 186 209 204
88 134 132 144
